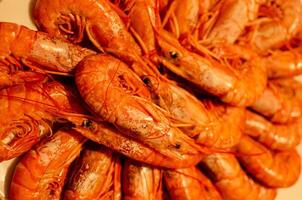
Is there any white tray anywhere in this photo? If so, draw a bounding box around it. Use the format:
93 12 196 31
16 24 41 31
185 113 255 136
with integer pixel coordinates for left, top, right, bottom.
0 0 301 199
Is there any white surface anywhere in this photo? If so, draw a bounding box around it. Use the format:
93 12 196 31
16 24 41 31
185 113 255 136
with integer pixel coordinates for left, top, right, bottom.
0 0 302 199
0 0 35 29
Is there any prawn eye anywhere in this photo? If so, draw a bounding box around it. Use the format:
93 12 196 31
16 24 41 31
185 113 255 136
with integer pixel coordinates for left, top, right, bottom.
142 76 154 88
142 76 151 85
82 120 93 128
169 51 178 59
175 143 181 149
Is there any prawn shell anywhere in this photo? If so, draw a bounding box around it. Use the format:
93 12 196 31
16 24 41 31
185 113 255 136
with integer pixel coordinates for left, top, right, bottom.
64 144 121 200
9 129 86 200
123 159 163 200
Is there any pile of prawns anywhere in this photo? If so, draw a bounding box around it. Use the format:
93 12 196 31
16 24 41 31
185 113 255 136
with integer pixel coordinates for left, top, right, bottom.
1 0 302 199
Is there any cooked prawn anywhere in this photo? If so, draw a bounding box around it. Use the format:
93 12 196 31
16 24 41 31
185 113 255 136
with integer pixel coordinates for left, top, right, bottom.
9 129 86 200
164 166 222 200
0 80 85 162
0 22 95 74
247 0 302 51
264 47 302 78
34 0 141 62
64 143 121 200
236 135 301 188
201 153 277 200
156 33 267 106
251 81 301 123
123 159 163 200
245 110 301 150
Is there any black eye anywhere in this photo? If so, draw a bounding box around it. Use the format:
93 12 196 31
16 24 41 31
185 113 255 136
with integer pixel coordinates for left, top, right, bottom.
142 76 151 85
82 120 93 128
175 143 181 149
169 51 178 59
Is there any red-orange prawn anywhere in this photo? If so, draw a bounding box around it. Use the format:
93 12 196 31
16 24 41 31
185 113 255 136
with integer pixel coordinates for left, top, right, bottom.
33 0 141 62
201 153 277 200
202 0 259 44
74 121 202 168
245 110 301 150
264 47 302 78
0 80 86 162
9 129 86 200
0 67 46 90
147 80 245 149
236 135 301 188
164 166 222 200
246 0 302 52
123 159 163 200
156 30 267 106
0 22 94 74
64 143 121 200
251 80 302 123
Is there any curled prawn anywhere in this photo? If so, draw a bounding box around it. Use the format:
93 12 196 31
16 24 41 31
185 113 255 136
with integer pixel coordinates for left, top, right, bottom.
0 22 95 74
156 33 267 106
163 167 222 200
123 159 163 200
33 0 141 61
9 129 86 200
271 77 302 104
120 0 158 54
202 0 259 44
236 135 301 188
194 100 245 149
264 47 302 78
201 153 277 200
245 110 301 150
75 54 204 168
161 0 257 44
64 143 121 200
150 79 245 149
251 80 302 123
162 0 200 39
74 120 202 168
247 0 302 51
0 68 46 90
0 80 85 162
